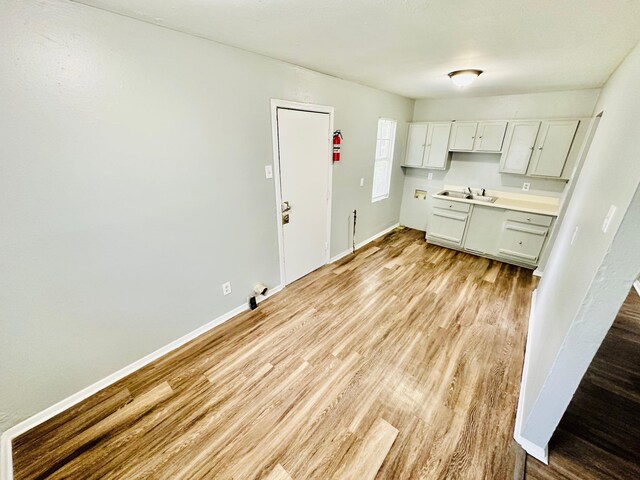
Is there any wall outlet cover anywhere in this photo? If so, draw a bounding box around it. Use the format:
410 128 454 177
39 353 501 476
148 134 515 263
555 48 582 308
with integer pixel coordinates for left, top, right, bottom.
522 183 531 192
427 173 433 180
360 178 364 187
222 282 232 296
265 165 273 179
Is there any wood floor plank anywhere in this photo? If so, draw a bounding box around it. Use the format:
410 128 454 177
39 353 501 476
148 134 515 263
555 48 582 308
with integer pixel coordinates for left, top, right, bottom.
12 228 541 479
332 417 399 480
263 464 292 480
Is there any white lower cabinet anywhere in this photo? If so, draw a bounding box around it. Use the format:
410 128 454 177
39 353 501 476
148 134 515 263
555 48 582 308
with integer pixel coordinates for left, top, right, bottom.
429 201 554 268
427 200 470 246
497 221 548 264
463 206 503 255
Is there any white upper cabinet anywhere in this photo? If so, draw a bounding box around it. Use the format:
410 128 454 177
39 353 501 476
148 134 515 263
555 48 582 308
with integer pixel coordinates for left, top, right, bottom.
403 122 451 169
404 123 429 167
474 121 507 152
528 120 580 177
499 121 541 174
423 122 452 169
449 122 478 151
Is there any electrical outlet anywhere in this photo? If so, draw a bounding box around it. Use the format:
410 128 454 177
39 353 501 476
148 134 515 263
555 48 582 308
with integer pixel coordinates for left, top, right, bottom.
601 205 617 233
427 173 433 180
265 165 273 179
222 281 232 296
360 178 364 187
522 182 531 192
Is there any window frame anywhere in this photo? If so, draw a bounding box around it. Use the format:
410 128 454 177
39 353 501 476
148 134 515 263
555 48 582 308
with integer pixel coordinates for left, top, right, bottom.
371 117 397 203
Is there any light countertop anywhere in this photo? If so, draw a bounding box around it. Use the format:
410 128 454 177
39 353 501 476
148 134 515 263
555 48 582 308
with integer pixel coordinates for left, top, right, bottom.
432 185 560 217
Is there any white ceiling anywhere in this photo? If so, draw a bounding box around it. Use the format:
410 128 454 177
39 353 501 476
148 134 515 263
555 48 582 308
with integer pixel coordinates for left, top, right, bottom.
72 0 640 99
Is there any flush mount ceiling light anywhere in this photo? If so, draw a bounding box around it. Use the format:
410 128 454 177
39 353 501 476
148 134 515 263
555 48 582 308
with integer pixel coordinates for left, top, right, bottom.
448 69 483 87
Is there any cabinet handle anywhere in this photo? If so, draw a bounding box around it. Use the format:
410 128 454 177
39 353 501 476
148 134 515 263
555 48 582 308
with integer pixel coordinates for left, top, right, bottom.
538 147 543 150
479 136 483 139
518 241 523 245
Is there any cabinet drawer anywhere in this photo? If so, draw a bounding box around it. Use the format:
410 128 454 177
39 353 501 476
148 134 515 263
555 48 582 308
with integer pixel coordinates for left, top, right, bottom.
433 198 471 213
505 210 553 227
497 221 548 264
427 208 468 246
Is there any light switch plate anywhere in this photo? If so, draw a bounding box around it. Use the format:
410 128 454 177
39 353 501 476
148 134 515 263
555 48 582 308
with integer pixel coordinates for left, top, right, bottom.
522 183 531 192
427 173 433 180
265 165 273 179
602 205 617 233
360 178 364 187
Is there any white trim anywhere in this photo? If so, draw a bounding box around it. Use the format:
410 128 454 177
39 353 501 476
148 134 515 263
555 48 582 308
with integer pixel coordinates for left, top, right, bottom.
532 269 544 278
330 223 400 263
270 99 335 287
513 289 549 465
0 284 283 480
634 280 640 296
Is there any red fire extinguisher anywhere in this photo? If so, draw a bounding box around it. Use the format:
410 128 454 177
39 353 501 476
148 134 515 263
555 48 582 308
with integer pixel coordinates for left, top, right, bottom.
333 130 343 162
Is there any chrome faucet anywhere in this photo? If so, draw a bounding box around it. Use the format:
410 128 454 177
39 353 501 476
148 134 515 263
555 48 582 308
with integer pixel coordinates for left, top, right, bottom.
466 187 473 195
481 188 486 197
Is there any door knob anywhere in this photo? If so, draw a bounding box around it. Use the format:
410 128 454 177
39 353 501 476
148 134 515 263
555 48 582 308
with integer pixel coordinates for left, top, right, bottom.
282 201 291 212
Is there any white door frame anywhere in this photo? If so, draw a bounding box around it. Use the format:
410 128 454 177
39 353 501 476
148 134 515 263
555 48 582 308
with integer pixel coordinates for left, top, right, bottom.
270 99 335 286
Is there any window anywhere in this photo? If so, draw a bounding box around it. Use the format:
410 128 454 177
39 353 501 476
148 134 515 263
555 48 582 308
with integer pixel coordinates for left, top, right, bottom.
372 118 397 202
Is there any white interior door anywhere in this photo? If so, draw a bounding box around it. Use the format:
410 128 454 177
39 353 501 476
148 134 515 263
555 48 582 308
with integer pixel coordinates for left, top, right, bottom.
276 107 331 284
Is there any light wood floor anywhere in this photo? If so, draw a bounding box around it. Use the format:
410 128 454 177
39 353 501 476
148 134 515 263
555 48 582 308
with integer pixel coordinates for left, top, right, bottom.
13 228 537 479
526 289 640 480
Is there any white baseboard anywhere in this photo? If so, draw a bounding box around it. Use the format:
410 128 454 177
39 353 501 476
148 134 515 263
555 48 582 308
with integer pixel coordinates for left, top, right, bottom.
513 289 549 465
532 269 543 278
329 223 400 263
0 284 283 480
634 280 640 296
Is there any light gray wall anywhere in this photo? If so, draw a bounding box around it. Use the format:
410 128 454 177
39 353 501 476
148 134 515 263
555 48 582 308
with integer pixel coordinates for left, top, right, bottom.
400 91 599 230
520 41 640 447
413 89 600 121
0 0 413 432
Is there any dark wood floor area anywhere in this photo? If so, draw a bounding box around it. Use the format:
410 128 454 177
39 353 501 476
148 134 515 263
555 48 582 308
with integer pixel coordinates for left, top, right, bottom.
526 289 640 480
13 228 537 479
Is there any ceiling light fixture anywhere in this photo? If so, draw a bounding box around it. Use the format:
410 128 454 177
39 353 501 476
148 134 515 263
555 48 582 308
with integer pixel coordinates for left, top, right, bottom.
448 69 483 87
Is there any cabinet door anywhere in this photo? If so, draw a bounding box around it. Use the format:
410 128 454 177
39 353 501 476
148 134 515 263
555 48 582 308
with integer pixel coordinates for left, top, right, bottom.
427 208 468 245
423 122 452 169
474 121 507 152
528 120 579 177
497 221 548 264
449 122 478 151
499 121 541 174
404 124 428 166
463 205 504 255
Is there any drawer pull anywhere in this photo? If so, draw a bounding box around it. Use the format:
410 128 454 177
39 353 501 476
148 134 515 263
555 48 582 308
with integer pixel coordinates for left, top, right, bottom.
498 249 537 261
433 211 467 221
505 224 547 236
429 233 461 244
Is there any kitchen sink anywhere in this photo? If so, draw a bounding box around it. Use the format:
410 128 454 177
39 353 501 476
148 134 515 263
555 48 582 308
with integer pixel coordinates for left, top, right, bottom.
437 190 497 203
467 194 497 203
438 190 470 199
